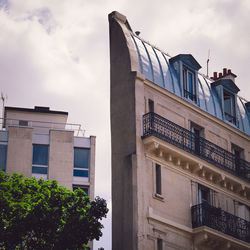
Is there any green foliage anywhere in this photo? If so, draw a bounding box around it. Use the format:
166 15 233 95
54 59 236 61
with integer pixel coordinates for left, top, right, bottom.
0 171 108 250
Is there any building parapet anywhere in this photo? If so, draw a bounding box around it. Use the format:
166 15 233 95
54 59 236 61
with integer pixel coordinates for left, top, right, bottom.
1 118 85 137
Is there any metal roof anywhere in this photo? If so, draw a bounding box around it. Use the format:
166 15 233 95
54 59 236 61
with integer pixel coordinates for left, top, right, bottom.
130 35 250 135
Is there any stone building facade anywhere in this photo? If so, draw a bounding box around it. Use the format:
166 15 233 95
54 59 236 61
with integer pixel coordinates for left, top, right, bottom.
109 11 250 250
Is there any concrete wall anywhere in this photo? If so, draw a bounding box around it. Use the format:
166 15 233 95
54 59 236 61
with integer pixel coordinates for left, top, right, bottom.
5 110 68 134
6 126 33 177
89 136 96 199
109 11 138 250
48 130 74 190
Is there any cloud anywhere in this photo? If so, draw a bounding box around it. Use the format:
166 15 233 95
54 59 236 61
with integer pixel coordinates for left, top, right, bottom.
0 1 249 249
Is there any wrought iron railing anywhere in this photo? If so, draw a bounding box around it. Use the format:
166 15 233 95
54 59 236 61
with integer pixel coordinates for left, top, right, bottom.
191 202 250 243
184 89 197 102
142 112 250 182
225 112 237 125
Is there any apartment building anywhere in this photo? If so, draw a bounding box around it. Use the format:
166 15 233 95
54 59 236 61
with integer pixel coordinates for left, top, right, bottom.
109 11 250 250
0 106 95 199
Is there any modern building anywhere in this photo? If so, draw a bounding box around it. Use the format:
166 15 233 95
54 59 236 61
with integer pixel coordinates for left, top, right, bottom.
0 106 95 199
109 11 250 250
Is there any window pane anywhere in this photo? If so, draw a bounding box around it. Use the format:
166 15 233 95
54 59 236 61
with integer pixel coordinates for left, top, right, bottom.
188 71 193 94
156 164 161 195
32 145 48 165
73 169 88 177
74 148 90 169
0 145 7 171
32 166 48 174
73 185 89 195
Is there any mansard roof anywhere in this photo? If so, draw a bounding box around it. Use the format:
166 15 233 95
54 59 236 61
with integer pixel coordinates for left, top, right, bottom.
110 11 250 136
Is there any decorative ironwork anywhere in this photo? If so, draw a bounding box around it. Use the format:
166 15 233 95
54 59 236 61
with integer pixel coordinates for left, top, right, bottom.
225 112 237 125
184 89 197 102
191 202 250 243
142 112 250 182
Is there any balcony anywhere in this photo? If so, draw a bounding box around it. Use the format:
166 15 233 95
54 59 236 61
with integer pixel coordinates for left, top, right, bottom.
191 202 250 244
142 112 250 182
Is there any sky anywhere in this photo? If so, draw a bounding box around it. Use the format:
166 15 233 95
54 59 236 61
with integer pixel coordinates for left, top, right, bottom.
0 0 250 249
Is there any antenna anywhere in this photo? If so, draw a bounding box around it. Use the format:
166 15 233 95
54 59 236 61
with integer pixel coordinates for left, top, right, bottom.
206 49 210 77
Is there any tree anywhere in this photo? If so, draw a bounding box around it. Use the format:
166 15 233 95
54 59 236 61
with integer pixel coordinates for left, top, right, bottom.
0 171 108 249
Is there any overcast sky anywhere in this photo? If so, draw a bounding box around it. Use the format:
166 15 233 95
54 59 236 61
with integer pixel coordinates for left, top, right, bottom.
0 0 249 249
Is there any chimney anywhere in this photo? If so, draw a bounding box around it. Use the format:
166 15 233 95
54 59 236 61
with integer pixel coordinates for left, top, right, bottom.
228 69 231 74
223 68 227 75
219 72 222 78
213 72 217 79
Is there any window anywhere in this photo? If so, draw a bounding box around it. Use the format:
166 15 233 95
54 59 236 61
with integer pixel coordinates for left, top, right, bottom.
73 148 90 177
183 67 196 102
224 90 236 124
0 144 7 171
157 238 163 250
155 164 161 195
32 144 49 177
232 144 244 174
198 184 210 204
72 185 89 196
19 120 28 126
190 122 204 155
149 99 154 112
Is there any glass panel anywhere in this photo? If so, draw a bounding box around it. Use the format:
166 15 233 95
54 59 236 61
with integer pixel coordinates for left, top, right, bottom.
183 68 187 93
156 164 161 195
32 166 48 174
73 185 89 195
73 169 88 177
224 95 232 114
0 145 7 171
32 145 49 165
74 148 90 169
188 71 193 94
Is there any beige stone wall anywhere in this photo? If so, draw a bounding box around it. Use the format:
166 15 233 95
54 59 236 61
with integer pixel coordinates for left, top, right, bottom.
6 126 33 177
48 130 74 190
144 85 250 158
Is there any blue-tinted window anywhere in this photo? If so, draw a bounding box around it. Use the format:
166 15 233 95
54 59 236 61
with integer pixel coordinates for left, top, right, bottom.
32 145 49 165
74 148 89 169
32 166 48 174
0 144 7 171
73 169 88 177
72 185 89 195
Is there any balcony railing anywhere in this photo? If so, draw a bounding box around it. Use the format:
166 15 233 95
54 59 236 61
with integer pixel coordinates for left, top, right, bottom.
191 202 250 243
184 89 197 102
225 112 237 126
142 112 250 182
0 118 85 136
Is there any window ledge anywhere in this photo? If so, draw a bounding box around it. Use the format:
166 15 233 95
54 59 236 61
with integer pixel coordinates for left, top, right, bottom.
153 193 164 202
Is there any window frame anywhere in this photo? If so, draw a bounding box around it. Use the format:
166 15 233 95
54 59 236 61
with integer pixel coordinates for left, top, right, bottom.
155 164 162 196
72 184 89 196
0 143 7 172
32 144 49 177
183 66 197 102
73 147 90 178
223 90 236 125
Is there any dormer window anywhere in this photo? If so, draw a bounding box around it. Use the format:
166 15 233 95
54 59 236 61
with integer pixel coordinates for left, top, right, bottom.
223 90 236 124
169 54 201 104
211 68 240 127
183 67 196 102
